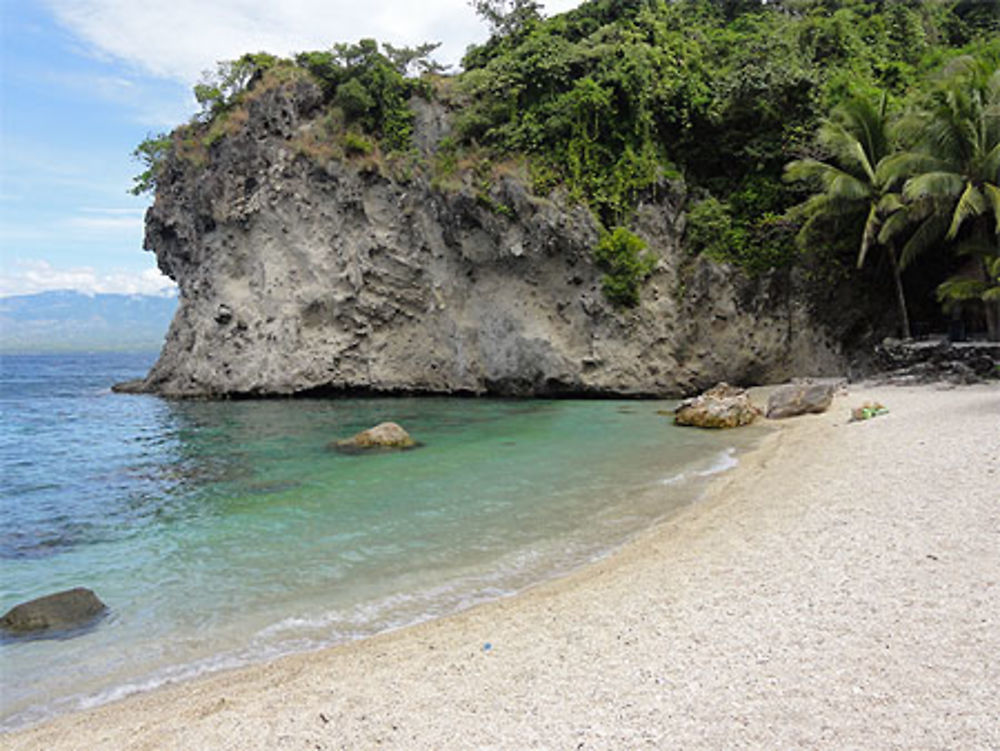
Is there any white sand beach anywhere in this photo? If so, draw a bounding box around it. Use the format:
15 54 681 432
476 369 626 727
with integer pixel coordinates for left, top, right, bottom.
5 383 999 750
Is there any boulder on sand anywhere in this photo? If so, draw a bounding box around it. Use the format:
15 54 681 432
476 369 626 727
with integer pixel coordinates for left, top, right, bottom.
1 587 107 637
674 382 760 429
766 382 836 419
333 421 416 450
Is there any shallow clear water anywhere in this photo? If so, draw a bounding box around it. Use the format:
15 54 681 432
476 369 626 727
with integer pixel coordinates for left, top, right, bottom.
0 353 760 729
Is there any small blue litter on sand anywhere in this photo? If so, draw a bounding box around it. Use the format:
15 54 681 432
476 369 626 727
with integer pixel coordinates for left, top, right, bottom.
483 642 492 651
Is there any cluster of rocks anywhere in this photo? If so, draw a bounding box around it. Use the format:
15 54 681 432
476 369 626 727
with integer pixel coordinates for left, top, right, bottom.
674 380 840 428
875 338 1000 385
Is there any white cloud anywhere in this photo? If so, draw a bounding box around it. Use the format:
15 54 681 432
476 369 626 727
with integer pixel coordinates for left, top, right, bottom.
0 260 177 297
44 0 583 84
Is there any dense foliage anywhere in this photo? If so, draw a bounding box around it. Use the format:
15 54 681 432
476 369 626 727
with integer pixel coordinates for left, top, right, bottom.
131 41 436 195
593 227 658 305
133 0 999 320
786 56 1000 338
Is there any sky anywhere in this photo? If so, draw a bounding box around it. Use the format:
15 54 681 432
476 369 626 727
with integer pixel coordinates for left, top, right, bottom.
0 0 581 297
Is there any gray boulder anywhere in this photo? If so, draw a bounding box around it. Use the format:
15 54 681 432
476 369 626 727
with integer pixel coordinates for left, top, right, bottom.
1 587 107 636
674 382 760 429
333 421 417 450
766 382 836 419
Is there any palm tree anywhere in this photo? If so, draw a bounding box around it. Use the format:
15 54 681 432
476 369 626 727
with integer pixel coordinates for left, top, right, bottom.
936 253 1000 321
887 57 1000 339
784 94 913 338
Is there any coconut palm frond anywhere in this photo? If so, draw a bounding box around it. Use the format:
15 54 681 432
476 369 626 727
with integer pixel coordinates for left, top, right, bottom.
848 139 877 183
946 182 986 240
783 158 840 185
903 171 965 202
949 236 998 258
937 54 980 83
832 96 889 166
877 192 904 215
988 66 1000 98
828 172 872 201
794 204 831 248
984 183 1000 235
857 201 880 269
981 142 1000 183
817 121 860 166
878 206 913 245
879 152 947 182
988 255 1000 278
900 214 950 269
936 276 986 303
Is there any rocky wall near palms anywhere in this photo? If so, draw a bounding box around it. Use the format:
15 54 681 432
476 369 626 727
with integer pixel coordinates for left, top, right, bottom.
130 80 853 398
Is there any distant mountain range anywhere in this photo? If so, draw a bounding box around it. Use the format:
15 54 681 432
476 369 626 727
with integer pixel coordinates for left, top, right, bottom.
0 290 177 353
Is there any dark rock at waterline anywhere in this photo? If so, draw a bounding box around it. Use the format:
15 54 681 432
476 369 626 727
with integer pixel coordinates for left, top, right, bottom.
1 587 107 637
331 422 418 452
674 382 760 429
111 378 147 394
766 382 836 419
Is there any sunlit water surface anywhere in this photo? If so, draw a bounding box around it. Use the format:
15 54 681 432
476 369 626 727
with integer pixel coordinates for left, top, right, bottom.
0 353 761 729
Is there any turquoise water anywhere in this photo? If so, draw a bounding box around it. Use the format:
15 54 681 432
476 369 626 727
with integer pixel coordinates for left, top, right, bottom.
0 353 760 729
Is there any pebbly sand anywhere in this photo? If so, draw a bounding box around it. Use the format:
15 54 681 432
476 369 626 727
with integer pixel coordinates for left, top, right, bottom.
4 383 999 750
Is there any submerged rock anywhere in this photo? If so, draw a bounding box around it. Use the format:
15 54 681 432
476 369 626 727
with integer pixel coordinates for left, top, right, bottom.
674 382 759 429
334 422 416 450
765 382 836 419
1 587 107 637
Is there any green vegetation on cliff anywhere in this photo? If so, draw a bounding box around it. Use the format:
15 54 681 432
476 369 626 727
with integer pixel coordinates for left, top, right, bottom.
133 0 998 324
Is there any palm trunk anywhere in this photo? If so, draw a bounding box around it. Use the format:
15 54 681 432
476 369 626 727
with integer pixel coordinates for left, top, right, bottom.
975 223 999 342
986 304 1000 341
982 257 1000 342
887 243 911 339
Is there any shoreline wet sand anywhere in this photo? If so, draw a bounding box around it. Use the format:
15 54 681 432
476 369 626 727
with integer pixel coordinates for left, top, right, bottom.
5 383 999 750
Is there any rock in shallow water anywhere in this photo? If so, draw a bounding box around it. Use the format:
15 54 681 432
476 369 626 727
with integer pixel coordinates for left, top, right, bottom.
674 382 760 429
1 587 107 636
333 422 417 451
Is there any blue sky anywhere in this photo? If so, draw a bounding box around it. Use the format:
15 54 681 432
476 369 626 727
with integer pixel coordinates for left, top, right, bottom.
0 0 580 297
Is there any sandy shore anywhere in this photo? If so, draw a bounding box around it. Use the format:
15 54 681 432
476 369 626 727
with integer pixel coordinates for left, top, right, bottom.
5 383 999 750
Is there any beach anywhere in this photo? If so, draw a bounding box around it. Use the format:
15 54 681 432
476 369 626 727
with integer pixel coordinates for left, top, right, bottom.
5 382 999 750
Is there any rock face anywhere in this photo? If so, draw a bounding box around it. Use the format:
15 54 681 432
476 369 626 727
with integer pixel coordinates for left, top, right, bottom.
1 587 107 636
130 79 849 398
766 382 836 419
334 421 416 450
875 338 1000 385
674 382 760 429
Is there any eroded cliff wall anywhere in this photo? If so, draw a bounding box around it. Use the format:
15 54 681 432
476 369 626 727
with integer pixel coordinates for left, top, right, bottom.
136 79 847 397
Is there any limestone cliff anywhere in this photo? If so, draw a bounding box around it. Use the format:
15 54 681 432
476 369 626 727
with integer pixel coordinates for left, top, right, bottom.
133 77 849 398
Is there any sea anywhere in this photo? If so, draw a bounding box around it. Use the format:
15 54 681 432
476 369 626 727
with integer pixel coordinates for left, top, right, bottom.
0 352 761 730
